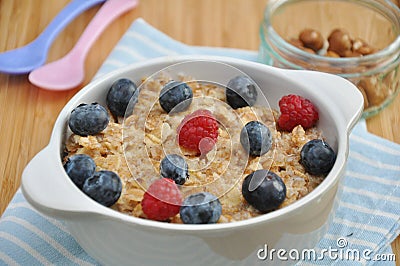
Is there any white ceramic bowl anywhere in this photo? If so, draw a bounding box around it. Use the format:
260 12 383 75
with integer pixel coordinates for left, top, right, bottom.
21 56 363 266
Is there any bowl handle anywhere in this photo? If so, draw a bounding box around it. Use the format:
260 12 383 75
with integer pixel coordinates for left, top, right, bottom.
284 69 364 132
21 145 100 219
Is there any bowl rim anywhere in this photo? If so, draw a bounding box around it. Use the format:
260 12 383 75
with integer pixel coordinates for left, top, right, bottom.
41 55 357 232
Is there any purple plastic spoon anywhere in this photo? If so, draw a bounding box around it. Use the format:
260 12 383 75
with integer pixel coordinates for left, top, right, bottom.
29 0 138 91
0 0 106 74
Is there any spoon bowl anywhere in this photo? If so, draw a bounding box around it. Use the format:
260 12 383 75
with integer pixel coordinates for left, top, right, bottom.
29 0 138 91
0 42 47 74
30 54 85 90
0 0 105 74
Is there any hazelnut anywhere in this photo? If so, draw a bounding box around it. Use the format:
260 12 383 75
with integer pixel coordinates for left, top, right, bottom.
288 37 316 54
352 38 375 55
327 28 352 57
303 47 316 54
359 77 388 106
343 50 362 57
325 51 340 58
288 38 304 49
299 28 324 52
383 70 397 95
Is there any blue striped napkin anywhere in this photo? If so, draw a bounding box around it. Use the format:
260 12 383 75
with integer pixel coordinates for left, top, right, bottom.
1 18 399 266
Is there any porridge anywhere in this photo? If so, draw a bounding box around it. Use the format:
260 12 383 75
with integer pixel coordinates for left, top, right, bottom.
63 73 335 224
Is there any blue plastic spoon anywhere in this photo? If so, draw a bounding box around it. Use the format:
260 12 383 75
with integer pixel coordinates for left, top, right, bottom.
0 0 106 74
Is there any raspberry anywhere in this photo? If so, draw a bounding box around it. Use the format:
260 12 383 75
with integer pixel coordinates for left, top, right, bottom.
177 109 219 155
278 94 319 131
141 178 182 221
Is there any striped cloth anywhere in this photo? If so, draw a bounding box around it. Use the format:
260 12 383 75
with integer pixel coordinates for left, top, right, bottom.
1 18 399 266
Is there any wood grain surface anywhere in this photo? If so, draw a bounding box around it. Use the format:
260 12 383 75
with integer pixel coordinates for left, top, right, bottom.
0 0 398 264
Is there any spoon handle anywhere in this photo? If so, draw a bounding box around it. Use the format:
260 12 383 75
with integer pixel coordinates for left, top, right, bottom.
36 0 106 48
69 0 138 60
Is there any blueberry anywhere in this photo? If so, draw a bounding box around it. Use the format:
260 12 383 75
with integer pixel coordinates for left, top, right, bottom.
63 154 96 189
300 139 336 175
240 121 272 157
159 81 193 113
241 170 286 213
180 192 222 224
68 103 109 136
82 170 122 207
226 75 258 109
106 78 138 117
160 154 189 185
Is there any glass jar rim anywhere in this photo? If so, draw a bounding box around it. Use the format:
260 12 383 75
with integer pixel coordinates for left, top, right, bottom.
262 0 400 66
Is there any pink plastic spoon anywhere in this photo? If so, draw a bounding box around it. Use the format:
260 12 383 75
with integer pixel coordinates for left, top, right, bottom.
29 0 138 91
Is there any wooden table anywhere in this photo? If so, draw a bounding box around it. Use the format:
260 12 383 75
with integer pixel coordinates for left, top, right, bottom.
0 0 398 264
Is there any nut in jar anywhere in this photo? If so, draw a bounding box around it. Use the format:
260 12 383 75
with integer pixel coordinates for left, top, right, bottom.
354 67 400 110
259 0 400 117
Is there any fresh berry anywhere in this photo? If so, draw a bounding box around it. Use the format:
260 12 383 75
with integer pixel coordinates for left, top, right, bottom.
242 170 286 213
82 170 122 207
141 178 183 221
160 154 189 185
106 78 138 117
226 75 258 109
300 139 336 175
159 80 193 113
177 109 219 155
278 94 319 131
180 192 222 224
63 154 96 189
240 121 272 157
68 103 109 136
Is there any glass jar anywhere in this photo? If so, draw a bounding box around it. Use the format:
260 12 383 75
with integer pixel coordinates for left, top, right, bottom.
259 0 400 118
